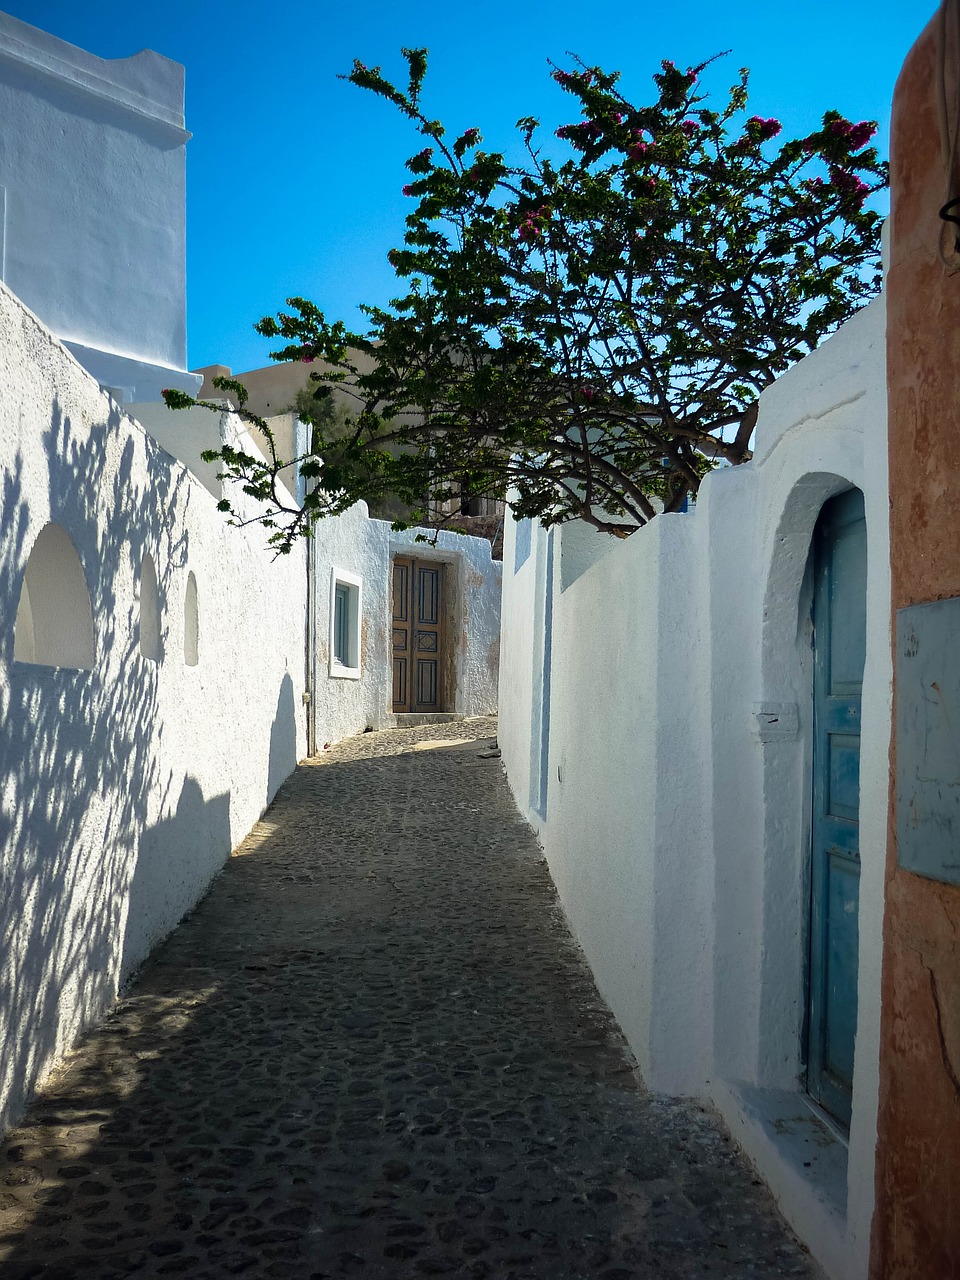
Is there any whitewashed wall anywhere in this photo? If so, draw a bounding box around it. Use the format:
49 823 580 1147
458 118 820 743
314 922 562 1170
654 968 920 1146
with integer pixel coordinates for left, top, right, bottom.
499 295 889 1280
0 278 501 1137
309 517 501 747
133 399 502 745
127 406 502 750
0 281 308 1134
0 12 199 402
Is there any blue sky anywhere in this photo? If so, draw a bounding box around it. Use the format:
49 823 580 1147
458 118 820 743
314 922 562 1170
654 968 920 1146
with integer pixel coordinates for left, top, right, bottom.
6 1 936 373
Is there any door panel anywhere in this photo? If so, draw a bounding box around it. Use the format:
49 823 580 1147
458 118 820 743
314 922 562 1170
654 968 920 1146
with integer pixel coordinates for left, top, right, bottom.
808 487 866 1130
392 557 445 713
392 559 411 710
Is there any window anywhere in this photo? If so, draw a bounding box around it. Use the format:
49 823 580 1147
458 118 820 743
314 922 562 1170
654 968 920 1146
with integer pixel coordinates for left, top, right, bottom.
334 583 350 664
329 568 361 679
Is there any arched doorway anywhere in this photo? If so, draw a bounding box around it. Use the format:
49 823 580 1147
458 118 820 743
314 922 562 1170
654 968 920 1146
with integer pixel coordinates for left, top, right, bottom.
806 487 866 1129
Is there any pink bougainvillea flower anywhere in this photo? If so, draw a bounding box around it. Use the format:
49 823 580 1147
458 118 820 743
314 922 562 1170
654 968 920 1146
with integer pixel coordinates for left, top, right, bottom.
848 121 876 150
828 166 871 198
746 115 781 142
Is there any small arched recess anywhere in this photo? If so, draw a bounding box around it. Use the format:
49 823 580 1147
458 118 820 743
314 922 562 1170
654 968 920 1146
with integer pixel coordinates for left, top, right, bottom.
139 552 162 661
13 522 95 669
184 571 199 667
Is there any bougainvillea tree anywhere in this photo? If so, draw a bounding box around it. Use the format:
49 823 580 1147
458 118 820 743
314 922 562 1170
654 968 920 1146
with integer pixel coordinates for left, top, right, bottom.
166 49 887 551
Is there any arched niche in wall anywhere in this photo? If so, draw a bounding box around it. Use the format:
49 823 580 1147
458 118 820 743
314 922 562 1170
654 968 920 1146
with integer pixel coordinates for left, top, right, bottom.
139 552 162 661
13 522 95 669
183 571 199 667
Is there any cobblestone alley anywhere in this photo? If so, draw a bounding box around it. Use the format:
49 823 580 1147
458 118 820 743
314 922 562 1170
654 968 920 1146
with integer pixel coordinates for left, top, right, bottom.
0 719 821 1279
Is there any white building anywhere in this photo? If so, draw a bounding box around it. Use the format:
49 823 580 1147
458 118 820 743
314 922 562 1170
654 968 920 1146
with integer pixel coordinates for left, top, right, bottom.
498 293 889 1280
0 11 200 402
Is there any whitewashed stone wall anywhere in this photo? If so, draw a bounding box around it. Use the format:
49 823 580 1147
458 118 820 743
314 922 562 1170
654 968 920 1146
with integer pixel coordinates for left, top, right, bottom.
498 295 889 1280
128 403 503 748
0 280 308 1133
0 279 501 1135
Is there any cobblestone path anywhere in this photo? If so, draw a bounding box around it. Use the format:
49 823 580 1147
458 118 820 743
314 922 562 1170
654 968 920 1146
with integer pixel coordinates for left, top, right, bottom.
0 719 821 1280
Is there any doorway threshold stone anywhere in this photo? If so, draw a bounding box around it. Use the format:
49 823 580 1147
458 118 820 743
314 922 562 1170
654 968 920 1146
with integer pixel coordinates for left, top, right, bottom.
713 1080 846 1278
393 712 464 727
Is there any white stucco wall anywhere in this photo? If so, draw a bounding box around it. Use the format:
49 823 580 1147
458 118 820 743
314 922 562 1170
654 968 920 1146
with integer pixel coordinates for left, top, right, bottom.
129 407 503 750
0 12 200 402
0 280 307 1134
308 518 501 749
498 295 890 1280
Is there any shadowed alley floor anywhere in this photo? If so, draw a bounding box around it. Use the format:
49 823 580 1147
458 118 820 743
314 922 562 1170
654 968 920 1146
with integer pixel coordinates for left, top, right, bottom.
0 718 821 1279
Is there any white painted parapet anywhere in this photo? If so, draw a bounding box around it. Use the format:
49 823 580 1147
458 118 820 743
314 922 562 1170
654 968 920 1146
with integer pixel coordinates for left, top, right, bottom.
0 11 200 402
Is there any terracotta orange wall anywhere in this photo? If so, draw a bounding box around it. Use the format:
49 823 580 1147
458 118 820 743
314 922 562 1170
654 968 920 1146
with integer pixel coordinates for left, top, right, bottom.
874 15 960 1279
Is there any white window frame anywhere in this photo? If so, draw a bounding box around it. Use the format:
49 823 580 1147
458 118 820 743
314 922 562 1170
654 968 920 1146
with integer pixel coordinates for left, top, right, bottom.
329 566 362 679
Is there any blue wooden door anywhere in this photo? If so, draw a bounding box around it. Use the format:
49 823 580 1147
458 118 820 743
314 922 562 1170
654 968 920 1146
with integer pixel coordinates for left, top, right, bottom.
808 488 866 1130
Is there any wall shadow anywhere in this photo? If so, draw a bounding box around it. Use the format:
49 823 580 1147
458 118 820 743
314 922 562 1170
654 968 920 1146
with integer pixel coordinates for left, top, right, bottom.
120 775 232 979
267 672 298 805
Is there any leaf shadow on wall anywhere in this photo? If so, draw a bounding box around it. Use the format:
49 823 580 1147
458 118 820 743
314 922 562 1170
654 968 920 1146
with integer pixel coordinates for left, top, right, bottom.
0 395 208 1134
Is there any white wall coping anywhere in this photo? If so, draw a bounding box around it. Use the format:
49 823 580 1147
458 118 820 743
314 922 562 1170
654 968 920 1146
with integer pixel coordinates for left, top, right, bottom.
0 11 190 139
752 298 883 465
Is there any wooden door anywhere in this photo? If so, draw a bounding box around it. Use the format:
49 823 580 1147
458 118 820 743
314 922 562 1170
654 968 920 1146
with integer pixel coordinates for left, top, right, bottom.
392 557 445 713
807 488 866 1130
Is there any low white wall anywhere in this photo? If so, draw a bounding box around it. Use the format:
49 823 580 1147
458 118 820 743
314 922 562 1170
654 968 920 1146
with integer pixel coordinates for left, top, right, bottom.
0 281 308 1134
498 295 889 1280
